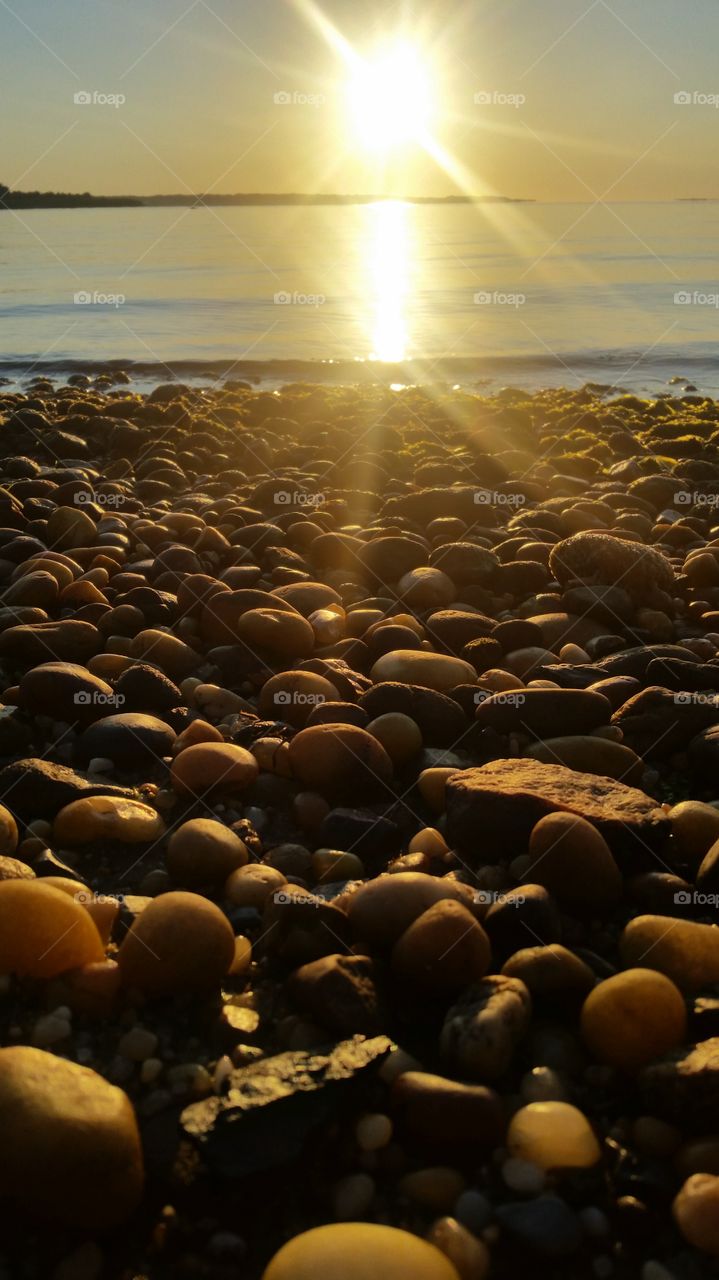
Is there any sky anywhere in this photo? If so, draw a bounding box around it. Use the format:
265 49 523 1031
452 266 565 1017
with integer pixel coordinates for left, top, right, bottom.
1 0 718 200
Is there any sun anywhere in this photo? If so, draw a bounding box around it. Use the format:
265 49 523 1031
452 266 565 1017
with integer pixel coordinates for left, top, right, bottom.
348 43 432 151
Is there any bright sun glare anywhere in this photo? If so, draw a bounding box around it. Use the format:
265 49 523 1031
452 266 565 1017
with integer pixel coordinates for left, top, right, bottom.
348 44 432 151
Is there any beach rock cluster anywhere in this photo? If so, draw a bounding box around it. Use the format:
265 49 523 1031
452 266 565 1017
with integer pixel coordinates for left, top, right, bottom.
1 377 719 1275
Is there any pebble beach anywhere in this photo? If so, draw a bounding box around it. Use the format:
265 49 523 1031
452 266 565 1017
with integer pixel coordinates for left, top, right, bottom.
2 373 719 1277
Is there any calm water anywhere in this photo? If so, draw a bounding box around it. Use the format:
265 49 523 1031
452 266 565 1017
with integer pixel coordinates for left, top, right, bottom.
1 201 719 392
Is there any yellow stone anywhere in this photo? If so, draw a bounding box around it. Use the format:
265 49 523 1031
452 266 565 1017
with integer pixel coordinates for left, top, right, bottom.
118 890 235 996
53 795 166 845
620 915 719 991
370 650 477 693
0 880 104 978
170 742 259 797
673 1174 719 1255
367 713 423 766
580 968 687 1071
263 1223 460 1280
507 1102 601 1170
0 1046 143 1227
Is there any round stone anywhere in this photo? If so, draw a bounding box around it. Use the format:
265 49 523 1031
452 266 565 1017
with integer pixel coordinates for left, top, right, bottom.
263 1223 460 1280
224 863 287 909
53 795 166 845
0 1046 143 1227
76 712 176 768
259 670 342 727
118 890 236 996
170 742 259 797
526 812 622 912
366 712 423 766
288 723 393 801
370 650 477 693
507 1102 602 1170
673 1173 719 1255
580 969 687 1071
0 806 18 855
0 880 104 978
392 901 491 994
167 818 248 888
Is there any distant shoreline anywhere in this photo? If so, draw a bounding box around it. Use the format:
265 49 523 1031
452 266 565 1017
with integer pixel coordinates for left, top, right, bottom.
0 192 532 210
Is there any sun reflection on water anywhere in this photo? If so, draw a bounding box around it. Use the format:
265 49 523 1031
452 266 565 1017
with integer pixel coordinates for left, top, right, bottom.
368 200 410 362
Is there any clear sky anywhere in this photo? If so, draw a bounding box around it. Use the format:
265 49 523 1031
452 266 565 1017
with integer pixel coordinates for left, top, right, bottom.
2 0 718 200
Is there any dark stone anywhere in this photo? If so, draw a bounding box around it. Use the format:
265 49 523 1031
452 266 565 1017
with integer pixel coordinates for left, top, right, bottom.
613 686 719 758
75 712 177 769
646 658 719 693
358 682 468 748
495 1196 582 1257
317 808 402 861
0 757 134 822
483 885 562 963
181 1035 393 1176
289 954 387 1035
475 688 612 737
492 618 544 654
305 701 369 729
113 663 182 713
391 1070 503 1149
461 636 504 673
640 1038 719 1130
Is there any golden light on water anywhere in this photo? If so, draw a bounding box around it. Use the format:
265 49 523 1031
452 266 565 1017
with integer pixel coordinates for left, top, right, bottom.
347 44 432 152
368 200 409 362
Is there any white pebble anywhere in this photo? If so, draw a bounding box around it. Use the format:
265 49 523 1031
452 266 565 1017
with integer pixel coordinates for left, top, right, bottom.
355 1113 392 1152
214 1054 234 1093
87 757 115 774
118 1026 159 1062
502 1156 546 1194
521 1066 568 1103
32 1014 71 1047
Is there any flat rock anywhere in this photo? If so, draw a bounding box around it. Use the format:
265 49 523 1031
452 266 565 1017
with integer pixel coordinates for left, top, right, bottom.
640 1038 719 1130
0 757 134 822
181 1034 393 1176
446 758 669 867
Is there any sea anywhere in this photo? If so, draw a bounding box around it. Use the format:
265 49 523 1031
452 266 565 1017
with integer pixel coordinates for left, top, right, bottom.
1 200 718 395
